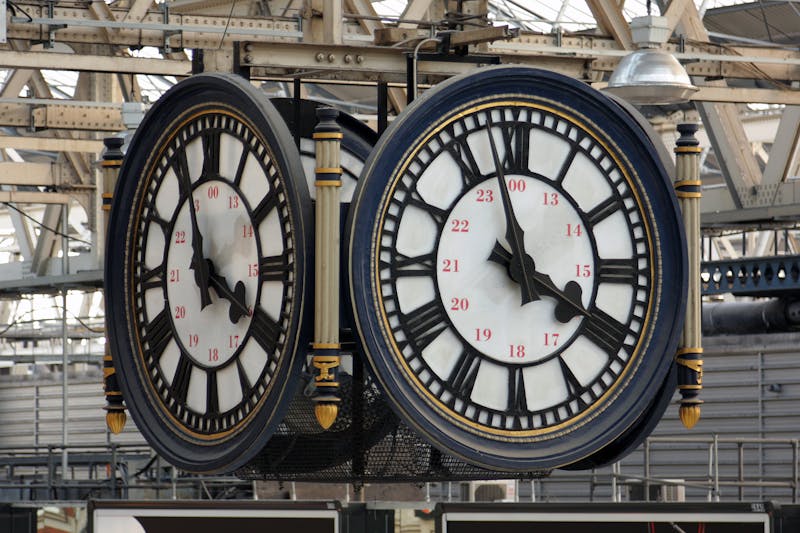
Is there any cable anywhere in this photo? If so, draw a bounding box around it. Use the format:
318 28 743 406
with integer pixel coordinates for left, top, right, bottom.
7 1 33 22
218 0 238 50
2 202 92 247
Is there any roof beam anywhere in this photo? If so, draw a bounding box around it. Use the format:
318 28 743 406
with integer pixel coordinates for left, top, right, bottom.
762 107 800 186
0 163 59 187
0 101 125 131
586 0 633 50
669 2 762 209
399 0 436 28
0 49 190 76
0 136 104 153
6 3 302 48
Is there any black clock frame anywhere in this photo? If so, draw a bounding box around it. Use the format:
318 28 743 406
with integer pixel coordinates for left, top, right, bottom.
105 73 312 473
346 66 687 471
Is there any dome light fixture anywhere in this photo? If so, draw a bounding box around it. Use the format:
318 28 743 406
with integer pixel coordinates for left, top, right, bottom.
604 15 698 105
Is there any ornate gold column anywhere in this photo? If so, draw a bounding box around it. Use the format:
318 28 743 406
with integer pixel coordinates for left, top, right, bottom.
674 123 703 429
312 107 343 429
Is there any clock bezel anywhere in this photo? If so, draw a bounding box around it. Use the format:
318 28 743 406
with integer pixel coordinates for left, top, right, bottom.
347 66 687 470
105 73 312 473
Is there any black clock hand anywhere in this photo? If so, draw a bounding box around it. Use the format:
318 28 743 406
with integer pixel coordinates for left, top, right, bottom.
485 114 539 305
205 259 249 324
175 158 213 310
188 199 213 309
488 243 588 323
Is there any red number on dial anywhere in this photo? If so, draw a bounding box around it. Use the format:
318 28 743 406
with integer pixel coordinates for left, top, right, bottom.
509 345 526 358
475 328 492 341
476 189 494 203
566 223 582 237
450 297 469 311
442 259 460 273
450 219 470 232
544 333 560 346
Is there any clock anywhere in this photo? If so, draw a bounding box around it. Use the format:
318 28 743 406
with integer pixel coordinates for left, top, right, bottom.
105 73 312 473
347 66 687 470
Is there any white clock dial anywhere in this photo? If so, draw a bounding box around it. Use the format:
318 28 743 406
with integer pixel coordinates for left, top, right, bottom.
436 176 594 364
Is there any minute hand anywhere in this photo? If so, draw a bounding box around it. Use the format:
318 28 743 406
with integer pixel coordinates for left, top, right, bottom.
485 114 539 305
175 152 212 309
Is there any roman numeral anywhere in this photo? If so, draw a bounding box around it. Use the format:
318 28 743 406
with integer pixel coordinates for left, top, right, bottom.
236 359 256 410
448 349 481 403
407 191 448 227
251 188 282 226
170 354 193 406
499 111 530 172
233 138 250 187
508 367 528 419
554 145 578 184
201 129 221 177
389 177 448 229
139 264 165 291
586 196 621 226
559 357 588 408
597 258 639 285
250 306 282 357
141 308 173 364
206 369 219 415
399 300 448 352
443 126 483 189
143 207 170 233
173 145 193 200
383 252 435 278
260 253 291 282
582 307 633 356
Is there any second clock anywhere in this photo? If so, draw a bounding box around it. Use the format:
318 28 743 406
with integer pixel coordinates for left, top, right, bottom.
347 66 687 470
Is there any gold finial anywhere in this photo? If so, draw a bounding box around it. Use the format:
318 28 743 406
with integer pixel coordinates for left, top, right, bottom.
106 410 127 434
314 403 339 430
679 404 701 429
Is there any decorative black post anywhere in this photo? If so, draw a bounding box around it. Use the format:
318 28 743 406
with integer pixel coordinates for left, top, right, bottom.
102 136 127 434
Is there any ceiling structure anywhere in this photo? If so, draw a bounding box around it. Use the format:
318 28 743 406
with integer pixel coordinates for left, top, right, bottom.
0 0 797 364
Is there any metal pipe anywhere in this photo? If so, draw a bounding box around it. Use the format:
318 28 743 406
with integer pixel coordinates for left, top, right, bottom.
714 434 720 502
410 38 441 102
794 439 799 503
702 299 800 336
61 203 69 478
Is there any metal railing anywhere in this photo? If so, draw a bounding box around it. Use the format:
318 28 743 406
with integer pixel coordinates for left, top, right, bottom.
0 443 255 502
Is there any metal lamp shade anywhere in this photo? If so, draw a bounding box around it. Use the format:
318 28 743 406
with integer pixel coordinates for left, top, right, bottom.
605 49 698 105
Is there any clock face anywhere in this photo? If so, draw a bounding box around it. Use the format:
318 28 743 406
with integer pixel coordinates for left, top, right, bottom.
106 73 311 473
347 67 686 470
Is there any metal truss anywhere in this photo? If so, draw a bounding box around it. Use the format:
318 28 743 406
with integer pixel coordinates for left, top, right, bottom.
702 255 800 297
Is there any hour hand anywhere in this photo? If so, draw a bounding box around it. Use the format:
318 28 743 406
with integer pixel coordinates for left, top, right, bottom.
488 242 540 304
206 260 249 324
488 242 587 322
189 233 212 309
